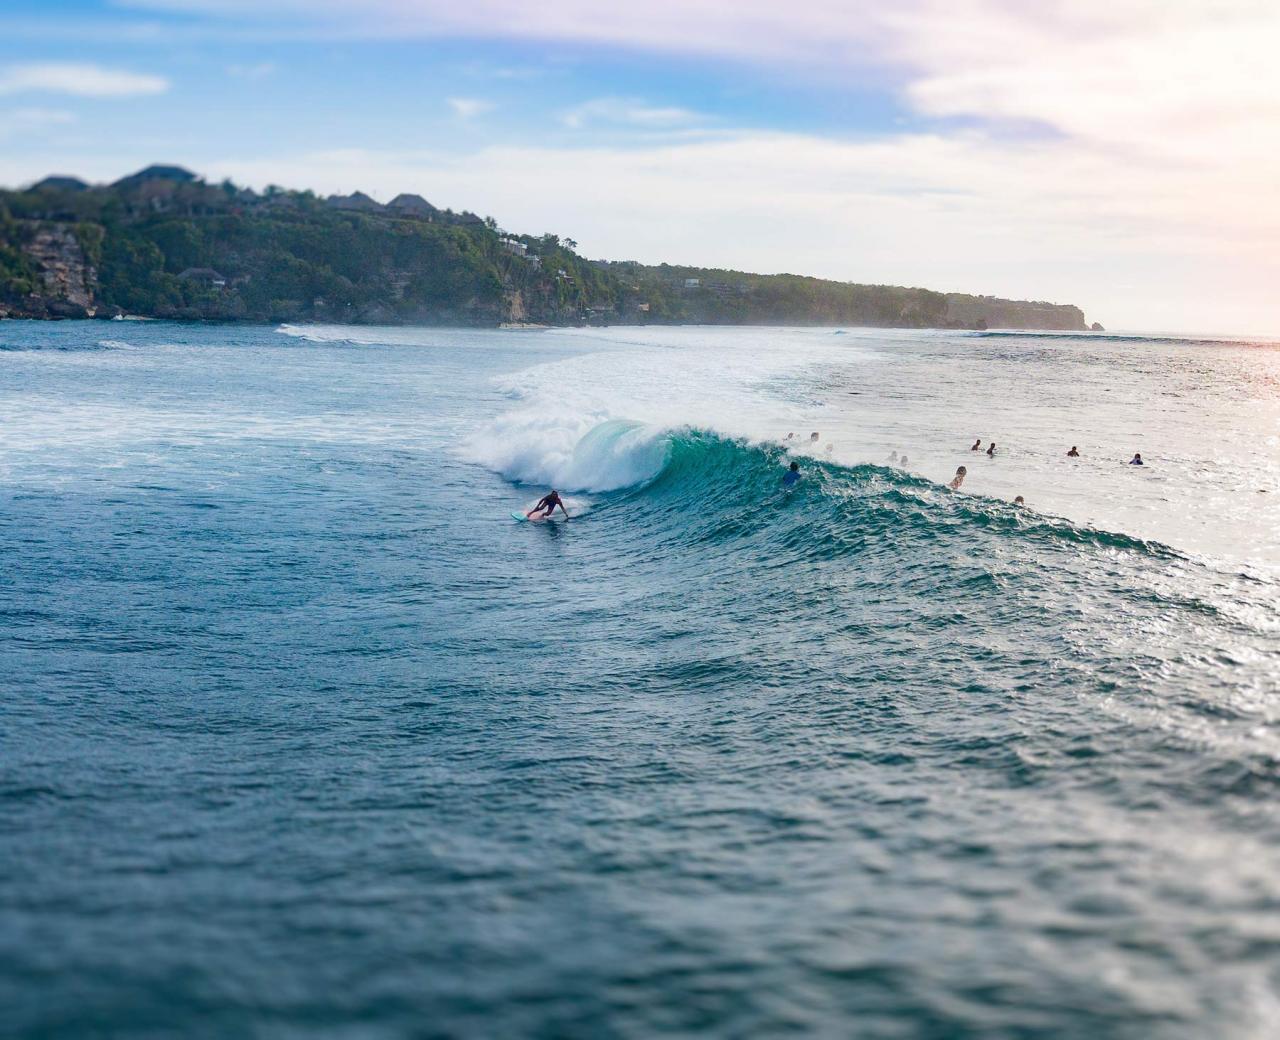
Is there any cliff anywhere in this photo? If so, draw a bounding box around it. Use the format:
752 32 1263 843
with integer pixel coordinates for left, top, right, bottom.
943 294 1085 332
0 166 1092 330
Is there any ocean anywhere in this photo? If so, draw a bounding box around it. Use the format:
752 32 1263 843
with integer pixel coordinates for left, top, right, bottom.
2 320 1279 1038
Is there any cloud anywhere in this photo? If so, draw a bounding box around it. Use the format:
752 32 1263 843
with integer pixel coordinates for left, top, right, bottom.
447 96 494 119
110 2 1280 173
0 107 76 142
5 107 76 126
115 0 868 60
201 124 1280 333
561 97 704 130
16 1 1280 330
883 1 1280 160
456 60 547 82
227 61 276 80
117 2 1280 144
0 62 169 98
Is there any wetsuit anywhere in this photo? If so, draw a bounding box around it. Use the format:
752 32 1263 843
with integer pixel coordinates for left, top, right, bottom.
533 493 563 516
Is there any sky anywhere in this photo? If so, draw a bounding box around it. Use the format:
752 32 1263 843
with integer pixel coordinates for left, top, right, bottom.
1 0 1278 333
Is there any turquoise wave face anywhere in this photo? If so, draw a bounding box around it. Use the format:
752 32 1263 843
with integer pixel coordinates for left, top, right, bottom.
3 321 1279 1038
608 428 1171 558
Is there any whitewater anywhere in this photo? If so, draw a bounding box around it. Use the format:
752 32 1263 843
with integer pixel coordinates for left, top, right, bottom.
3 319 1280 1038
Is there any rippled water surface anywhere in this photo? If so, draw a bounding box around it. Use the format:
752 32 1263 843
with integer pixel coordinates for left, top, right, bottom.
3 321 1280 1038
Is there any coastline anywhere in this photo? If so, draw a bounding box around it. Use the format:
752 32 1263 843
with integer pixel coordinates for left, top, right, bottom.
0 312 1096 332
0 168 1094 333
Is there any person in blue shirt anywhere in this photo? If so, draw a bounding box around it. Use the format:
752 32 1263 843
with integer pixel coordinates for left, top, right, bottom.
782 461 801 488
1129 453 1144 466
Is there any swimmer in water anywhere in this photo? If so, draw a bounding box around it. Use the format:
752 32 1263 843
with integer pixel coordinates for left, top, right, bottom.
986 442 997 457
971 439 982 451
825 443 834 454
899 454 909 466
782 461 801 488
526 490 569 520
1067 446 1080 457
888 451 899 463
785 433 795 442
949 466 967 490
1129 452 1144 466
1014 495 1025 507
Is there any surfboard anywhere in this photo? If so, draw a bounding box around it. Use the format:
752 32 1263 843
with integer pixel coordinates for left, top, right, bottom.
513 510 567 523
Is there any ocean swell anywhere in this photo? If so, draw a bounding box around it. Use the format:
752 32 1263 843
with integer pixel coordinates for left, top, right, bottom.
477 415 1177 562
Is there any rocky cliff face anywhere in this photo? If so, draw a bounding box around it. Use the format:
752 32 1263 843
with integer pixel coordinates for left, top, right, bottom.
29 225 95 316
0 221 97 318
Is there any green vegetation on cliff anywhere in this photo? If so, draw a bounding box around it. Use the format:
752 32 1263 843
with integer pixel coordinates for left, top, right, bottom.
0 208 39 299
0 166 1090 330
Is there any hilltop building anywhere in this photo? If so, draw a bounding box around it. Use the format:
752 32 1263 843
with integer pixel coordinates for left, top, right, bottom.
327 192 385 213
387 194 438 219
113 165 197 188
31 176 88 193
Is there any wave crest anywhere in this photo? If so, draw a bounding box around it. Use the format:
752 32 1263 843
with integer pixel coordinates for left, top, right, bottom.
479 418 1178 561
467 417 672 492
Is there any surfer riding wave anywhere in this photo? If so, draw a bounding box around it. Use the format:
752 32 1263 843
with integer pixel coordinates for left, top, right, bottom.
526 490 569 520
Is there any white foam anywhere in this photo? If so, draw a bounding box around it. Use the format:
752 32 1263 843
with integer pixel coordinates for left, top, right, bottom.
468 415 671 492
463 327 865 492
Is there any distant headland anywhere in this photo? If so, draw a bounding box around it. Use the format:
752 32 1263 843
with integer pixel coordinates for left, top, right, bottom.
0 165 1098 331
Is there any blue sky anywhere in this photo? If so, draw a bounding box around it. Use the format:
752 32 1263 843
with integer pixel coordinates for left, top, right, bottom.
2 0 1278 332
0 3 909 161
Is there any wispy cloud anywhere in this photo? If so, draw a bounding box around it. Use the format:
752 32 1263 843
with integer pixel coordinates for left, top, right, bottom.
0 106 76 142
201 120 1280 332
458 61 547 82
111 2 1280 158
561 97 704 130
0 62 169 98
881 1 1280 163
11 0 1280 330
447 96 494 119
7 107 76 126
227 61 276 80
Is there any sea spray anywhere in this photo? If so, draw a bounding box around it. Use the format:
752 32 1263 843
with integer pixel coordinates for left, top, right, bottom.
460 325 872 494
465 415 672 492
